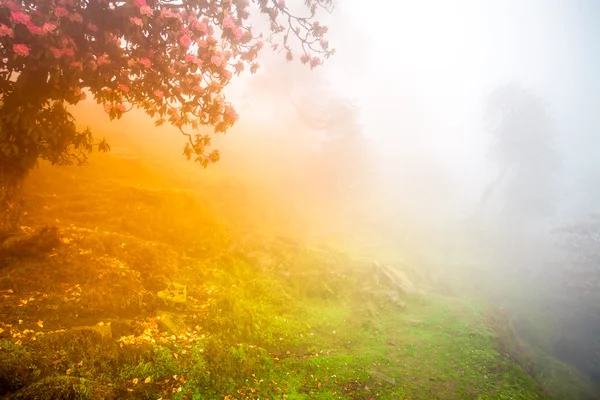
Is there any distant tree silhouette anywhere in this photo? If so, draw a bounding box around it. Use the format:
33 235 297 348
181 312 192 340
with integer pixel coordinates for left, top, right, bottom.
480 82 561 244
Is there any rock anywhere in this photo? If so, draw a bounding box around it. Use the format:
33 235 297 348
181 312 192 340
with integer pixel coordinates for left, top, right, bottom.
71 324 112 339
373 261 419 294
157 282 187 305
156 310 187 336
109 319 135 338
368 370 396 386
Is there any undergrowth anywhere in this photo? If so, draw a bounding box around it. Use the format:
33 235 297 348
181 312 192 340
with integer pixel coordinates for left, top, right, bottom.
0 155 591 399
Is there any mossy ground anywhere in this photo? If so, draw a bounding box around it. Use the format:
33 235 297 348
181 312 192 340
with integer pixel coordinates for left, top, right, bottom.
0 154 585 399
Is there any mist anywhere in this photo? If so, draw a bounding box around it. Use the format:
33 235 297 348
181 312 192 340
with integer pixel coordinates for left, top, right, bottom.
55 0 600 395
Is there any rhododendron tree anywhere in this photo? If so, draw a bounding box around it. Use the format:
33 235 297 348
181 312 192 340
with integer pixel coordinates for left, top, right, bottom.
0 0 335 233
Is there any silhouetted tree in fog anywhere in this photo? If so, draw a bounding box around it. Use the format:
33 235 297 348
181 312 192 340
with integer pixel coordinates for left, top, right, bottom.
482 82 560 226
480 82 561 257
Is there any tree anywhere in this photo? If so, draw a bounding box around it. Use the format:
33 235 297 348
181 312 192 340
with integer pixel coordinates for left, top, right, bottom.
480 82 561 240
0 0 335 233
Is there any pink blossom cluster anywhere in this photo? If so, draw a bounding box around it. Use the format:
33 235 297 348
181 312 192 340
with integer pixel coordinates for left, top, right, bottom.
104 103 127 113
0 0 333 165
13 43 29 57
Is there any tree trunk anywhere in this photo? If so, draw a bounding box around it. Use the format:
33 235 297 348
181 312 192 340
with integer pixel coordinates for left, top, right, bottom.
0 166 25 235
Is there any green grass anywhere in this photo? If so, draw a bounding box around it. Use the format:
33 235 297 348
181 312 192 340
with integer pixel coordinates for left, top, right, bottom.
0 154 588 399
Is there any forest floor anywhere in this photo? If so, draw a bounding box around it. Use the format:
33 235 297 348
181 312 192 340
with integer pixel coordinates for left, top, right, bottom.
0 154 590 399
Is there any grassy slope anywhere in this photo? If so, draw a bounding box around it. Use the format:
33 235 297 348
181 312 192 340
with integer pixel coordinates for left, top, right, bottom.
0 154 567 399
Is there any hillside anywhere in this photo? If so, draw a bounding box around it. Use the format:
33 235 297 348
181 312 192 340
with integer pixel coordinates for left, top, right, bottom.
0 154 571 399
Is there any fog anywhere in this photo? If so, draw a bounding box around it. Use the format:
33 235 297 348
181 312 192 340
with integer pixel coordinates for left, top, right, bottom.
65 0 600 393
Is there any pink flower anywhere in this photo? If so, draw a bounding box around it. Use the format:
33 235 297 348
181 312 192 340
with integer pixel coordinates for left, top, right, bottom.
87 23 98 32
134 0 146 6
130 17 143 27
119 84 130 92
197 39 208 48
309 57 321 68
223 16 234 29
69 61 83 70
210 55 222 67
97 55 110 66
231 26 243 41
168 66 176 74
63 47 75 57
25 22 44 35
104 103 112 113
50 47 63 58
222 69 232 80
185 54 197 63
160 7 182 21
115 104 126 112
0 24 13 37
312 21 320 29
55 7 69 17
319 39 328 49
42 22 57 34
179 34 192 47
278 0 285 7
256 40 264 50
138 57 151 68
80 92 87 100
153 89 163 98
224 105 239 121
196 21 208 36
11 11 30 25
13 44 29 57
300 54 310 64
140 5 152 16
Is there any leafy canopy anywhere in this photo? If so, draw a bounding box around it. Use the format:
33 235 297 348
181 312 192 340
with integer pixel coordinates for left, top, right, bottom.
0 0 334 174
